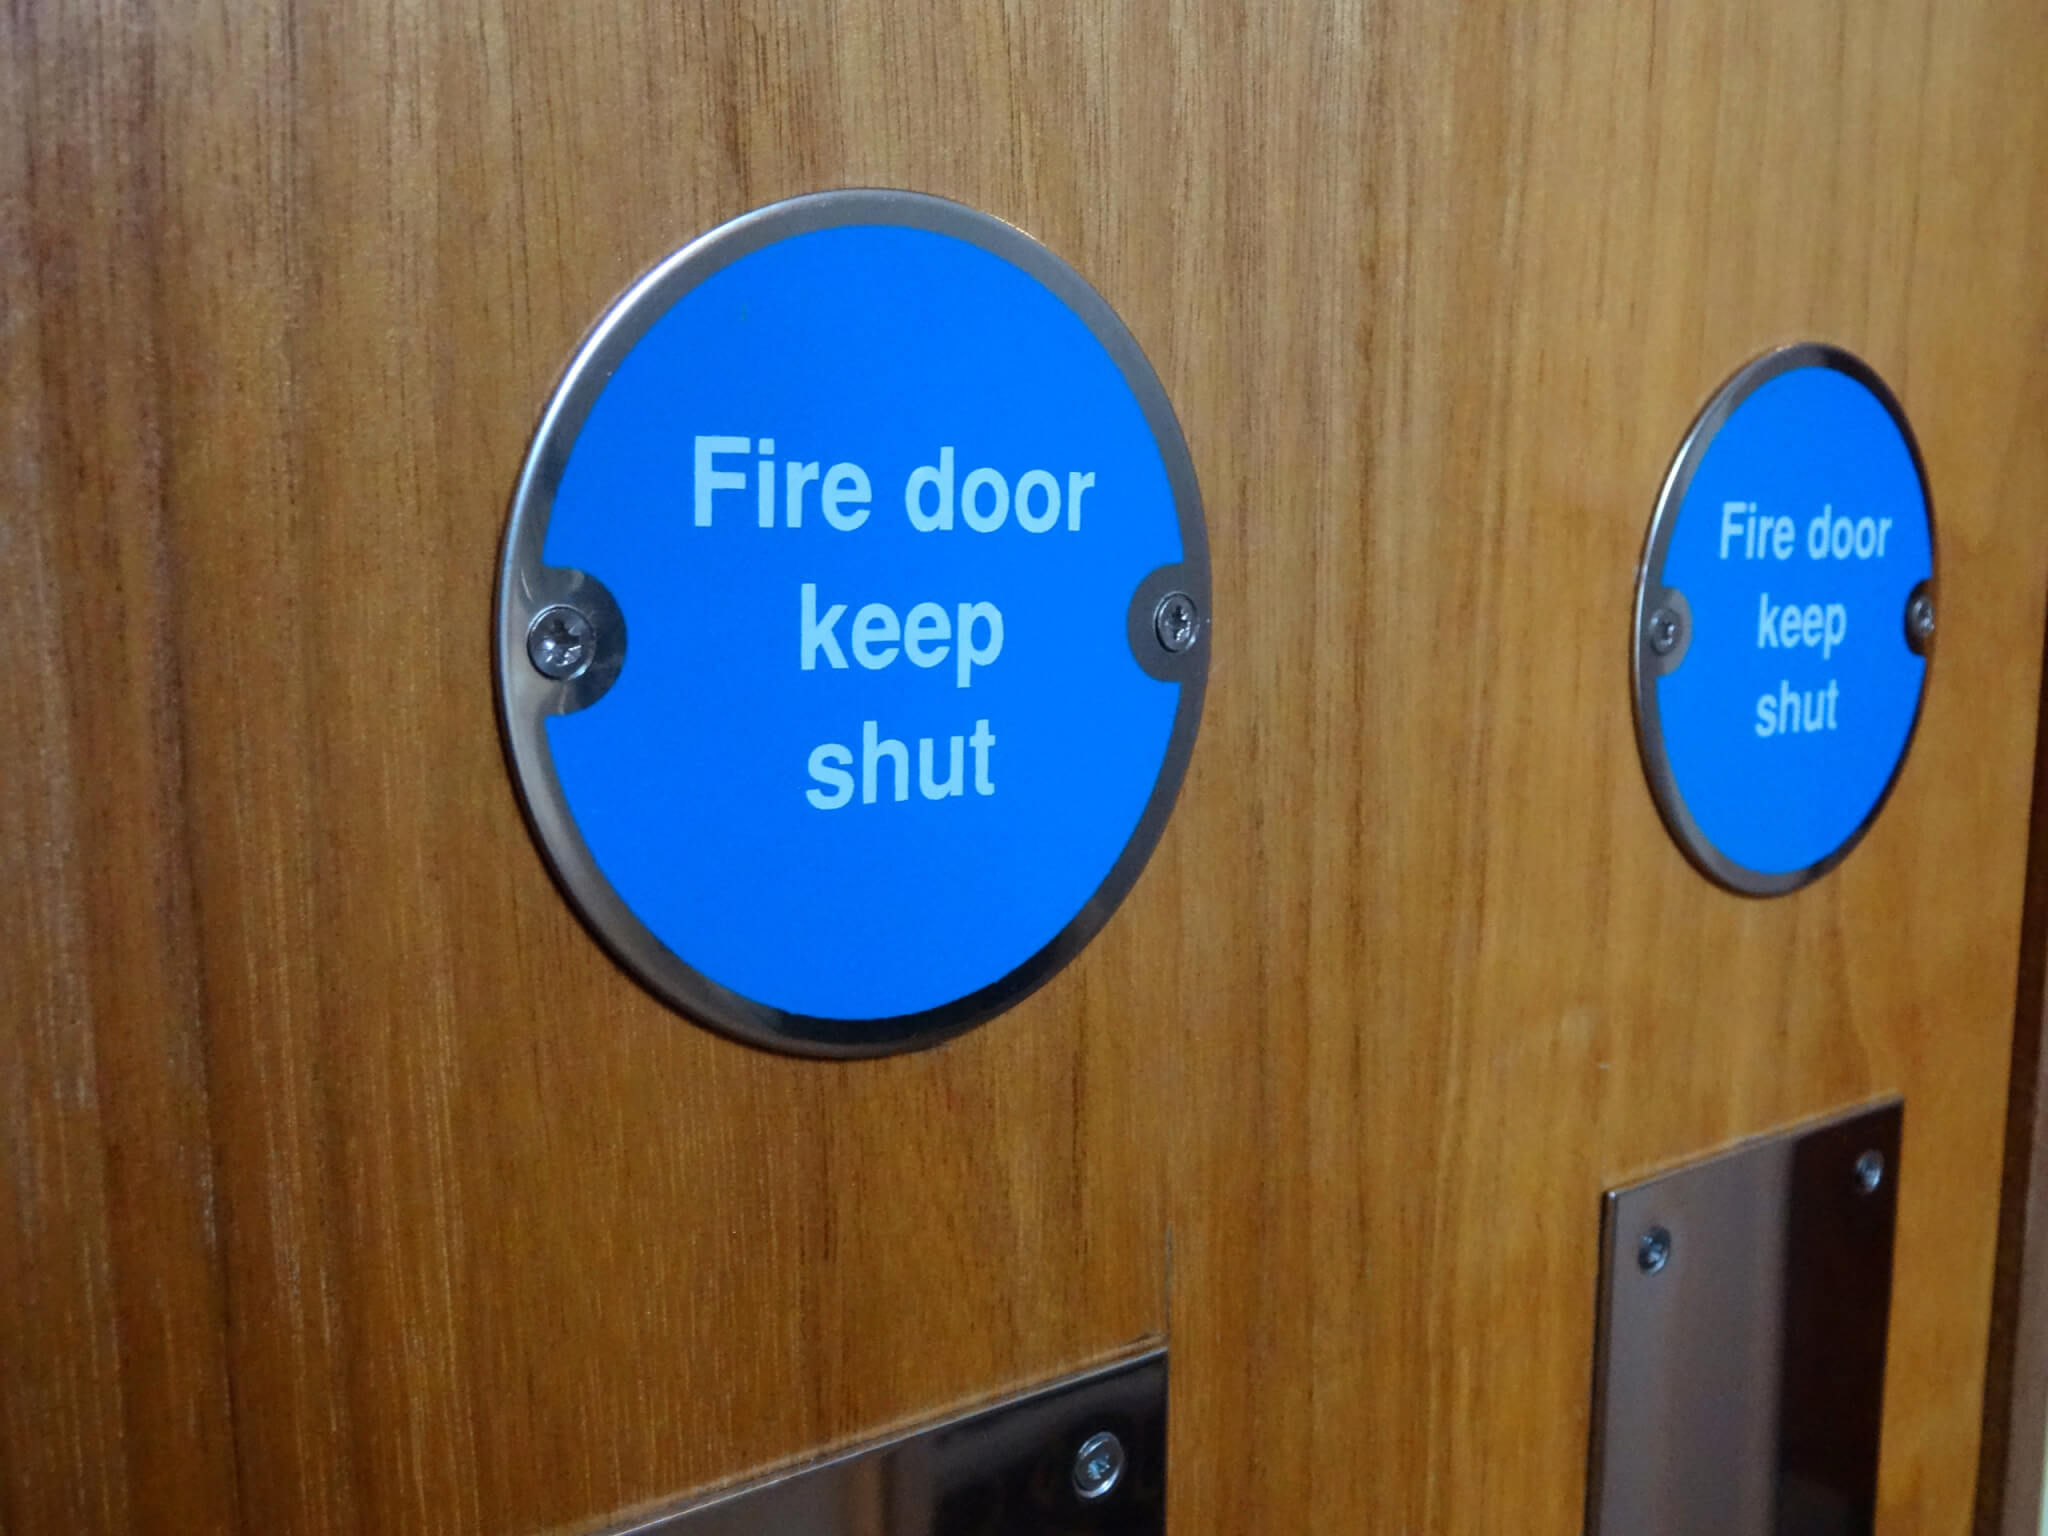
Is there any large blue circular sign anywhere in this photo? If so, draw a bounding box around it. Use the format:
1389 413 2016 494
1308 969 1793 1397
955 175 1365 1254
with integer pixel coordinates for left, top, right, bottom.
497 192 1208 1054
1633 344 1934 895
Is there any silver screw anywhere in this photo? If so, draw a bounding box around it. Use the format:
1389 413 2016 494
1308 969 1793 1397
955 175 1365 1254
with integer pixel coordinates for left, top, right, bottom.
1855 1150 1885 1194
1153 591 1201 655
1638 1226 1672 1275
1071 1430 1126 1501
1646 606 1682 656
527 604 595 681
1906 590 1935 649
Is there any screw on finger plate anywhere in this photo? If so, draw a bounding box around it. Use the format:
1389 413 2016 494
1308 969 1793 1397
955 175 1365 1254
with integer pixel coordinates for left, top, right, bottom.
1071 1430 1126 1500
1638 1226 1672 1275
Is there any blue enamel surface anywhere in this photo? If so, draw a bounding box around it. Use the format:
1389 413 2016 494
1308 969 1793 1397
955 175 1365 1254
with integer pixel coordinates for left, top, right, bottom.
1655 364 1931 878
541 224 1185 1018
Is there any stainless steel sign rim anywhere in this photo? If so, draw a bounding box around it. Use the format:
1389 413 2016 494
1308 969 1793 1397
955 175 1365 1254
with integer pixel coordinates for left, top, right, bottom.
1631 342 1935 897
495 189 1209 1056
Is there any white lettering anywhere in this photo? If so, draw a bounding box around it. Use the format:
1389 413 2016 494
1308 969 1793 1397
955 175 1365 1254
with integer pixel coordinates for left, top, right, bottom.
1721 501 1746 559
970 719 996 795
694 435 749 526
956 602 1004 688
801 583 847 670
784 461 820 527
852 603 900 669
1755 593 1848 658
903 602 951 668
961 467 1009 532
806 743 853 808
1067 471 1094 531
1016 470 1061 533
863 720 909 804
821 462 870 531
919 736 965 799
1823 603 1848 659
1754 679 1841 738
1805 506 1893 560
806 720 996 809
803 591 995 677
906 448 955 531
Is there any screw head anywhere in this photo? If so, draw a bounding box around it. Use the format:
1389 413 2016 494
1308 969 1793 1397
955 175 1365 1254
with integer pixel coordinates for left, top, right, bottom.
1153 591 1201 655
1071 1430 1126 1501
1905 589 1935 651
1855 1149 1885 1194
1646 606 1682 656
527 605 596 681
1637 1226 1672 1275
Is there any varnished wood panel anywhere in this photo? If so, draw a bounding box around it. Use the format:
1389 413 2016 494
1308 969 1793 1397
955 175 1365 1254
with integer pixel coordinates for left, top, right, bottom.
7 2 2048 1534
1163 6 2048 1530
1977 624 2048 1535
1 4 243 1530
1162 4 2048 1532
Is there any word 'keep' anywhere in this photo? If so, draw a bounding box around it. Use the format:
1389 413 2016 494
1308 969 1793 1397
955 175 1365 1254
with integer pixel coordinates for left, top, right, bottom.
801 584 1003 688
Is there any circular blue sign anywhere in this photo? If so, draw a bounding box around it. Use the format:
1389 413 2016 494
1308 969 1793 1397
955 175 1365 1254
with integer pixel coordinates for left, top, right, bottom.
497 192 1208 1054
1633 344 1934 894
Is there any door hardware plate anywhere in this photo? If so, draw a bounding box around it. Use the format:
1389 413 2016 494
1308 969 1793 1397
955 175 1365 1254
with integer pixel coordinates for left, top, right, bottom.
1588 1100 1902 1535
599 1346 1166 1534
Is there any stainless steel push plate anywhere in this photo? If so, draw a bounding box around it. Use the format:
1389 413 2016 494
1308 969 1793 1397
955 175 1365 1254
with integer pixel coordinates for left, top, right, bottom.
602 1347 1166 1535
1588 1100 1902 1536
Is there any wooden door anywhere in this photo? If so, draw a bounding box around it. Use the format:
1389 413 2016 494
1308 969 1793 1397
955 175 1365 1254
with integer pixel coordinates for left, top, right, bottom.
9 2 2048 1532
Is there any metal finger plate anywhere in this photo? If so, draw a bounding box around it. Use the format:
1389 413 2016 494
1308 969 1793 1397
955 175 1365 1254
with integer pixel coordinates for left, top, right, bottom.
1588 1100 1902 1536
598 1347 1166 1535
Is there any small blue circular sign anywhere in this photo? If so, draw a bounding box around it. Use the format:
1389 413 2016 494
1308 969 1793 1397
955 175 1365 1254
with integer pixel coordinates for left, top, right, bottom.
497 192 1208 1054
1633 345 1934 894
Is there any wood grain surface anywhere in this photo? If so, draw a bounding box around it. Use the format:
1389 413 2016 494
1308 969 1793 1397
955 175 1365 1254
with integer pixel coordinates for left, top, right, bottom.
7 2 2048 1533
1978 625 2048 1536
